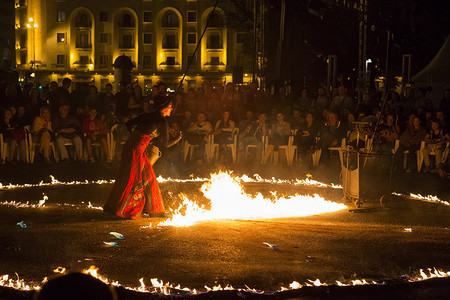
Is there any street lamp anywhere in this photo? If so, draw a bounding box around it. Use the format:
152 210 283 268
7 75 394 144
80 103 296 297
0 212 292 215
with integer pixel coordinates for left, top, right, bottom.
26 18 38 72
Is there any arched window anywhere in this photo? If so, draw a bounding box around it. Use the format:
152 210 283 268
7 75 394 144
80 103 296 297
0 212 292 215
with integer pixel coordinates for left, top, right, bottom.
120 13 134 27
162 11 179 27
77 13 91 28
208 12 223 27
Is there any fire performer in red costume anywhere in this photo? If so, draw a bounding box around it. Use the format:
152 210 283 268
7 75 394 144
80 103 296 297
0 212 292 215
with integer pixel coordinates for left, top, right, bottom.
104 95 181 219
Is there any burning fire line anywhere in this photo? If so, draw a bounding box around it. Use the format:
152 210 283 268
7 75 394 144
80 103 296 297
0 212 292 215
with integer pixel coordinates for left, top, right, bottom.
158 172 347 227
0 173 341 191
392 192 450 206
1 266 449 296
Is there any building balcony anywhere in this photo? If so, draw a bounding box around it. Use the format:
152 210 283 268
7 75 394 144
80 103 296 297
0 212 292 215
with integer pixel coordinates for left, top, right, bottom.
76 44 92 49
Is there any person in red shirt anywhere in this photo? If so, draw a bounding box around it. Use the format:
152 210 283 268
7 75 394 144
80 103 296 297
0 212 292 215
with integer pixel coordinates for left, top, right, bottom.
82 108 109 162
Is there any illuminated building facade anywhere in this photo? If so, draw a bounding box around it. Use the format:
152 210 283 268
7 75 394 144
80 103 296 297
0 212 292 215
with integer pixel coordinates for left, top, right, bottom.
15 0 253 91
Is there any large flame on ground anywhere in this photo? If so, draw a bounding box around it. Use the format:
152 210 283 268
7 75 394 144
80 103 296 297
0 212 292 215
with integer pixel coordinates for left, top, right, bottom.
160 172 347 227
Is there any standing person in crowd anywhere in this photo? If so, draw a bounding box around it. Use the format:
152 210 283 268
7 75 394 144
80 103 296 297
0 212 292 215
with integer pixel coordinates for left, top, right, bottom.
310 87 328 117
221 82 240 117
196 87 209 113
83 108 110 163
422 119 448 173
143 85 159 113
206 90 221 123
274 86 290 112
69 82 86 115
103 95 181 219
330 85 353 119
185 112 213 161
26 87 45 118
132 85 145 114
439 89 450 114
396 116 426 173
183 88 198 115
99 83 115 110
3 84 19 109
32 106 53 164
295 112 319 162
115 81 131 118
85 85 100 113
414 87 433 118
53 104 83 162
294 88 312 114
213 110 235 163
171 92 184 117
436 110 449 134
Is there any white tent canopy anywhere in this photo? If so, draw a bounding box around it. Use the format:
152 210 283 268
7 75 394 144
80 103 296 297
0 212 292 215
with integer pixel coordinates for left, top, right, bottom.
412 35 450 107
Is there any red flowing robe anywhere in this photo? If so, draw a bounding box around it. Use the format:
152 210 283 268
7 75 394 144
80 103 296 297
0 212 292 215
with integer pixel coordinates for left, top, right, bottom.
103 130 165 219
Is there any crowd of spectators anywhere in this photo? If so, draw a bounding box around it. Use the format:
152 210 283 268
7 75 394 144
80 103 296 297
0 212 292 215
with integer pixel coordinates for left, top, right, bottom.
0 76 449 178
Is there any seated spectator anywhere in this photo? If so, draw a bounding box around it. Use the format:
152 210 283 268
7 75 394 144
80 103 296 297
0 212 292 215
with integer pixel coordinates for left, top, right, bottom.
0 108 27 163
270 112 291 149
374 113 399 153
319 111 346 160
290 109 306 131
53 104 83 162
395 116 426 172
422 119 448 173
32 106 53 164
238 110 254 134
214 110 235 162
185 112 213 160
238 112 268 164
83 108 110 163
295 112 319 161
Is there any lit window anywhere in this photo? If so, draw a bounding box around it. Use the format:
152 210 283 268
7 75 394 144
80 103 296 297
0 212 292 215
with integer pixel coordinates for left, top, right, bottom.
57 33 66 43
57 11 65 22
207 34 221 49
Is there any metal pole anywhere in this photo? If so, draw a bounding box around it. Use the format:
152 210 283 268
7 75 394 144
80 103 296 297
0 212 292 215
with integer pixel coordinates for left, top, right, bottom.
276 0 286 78
384 31 390 97
252 0 257 82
